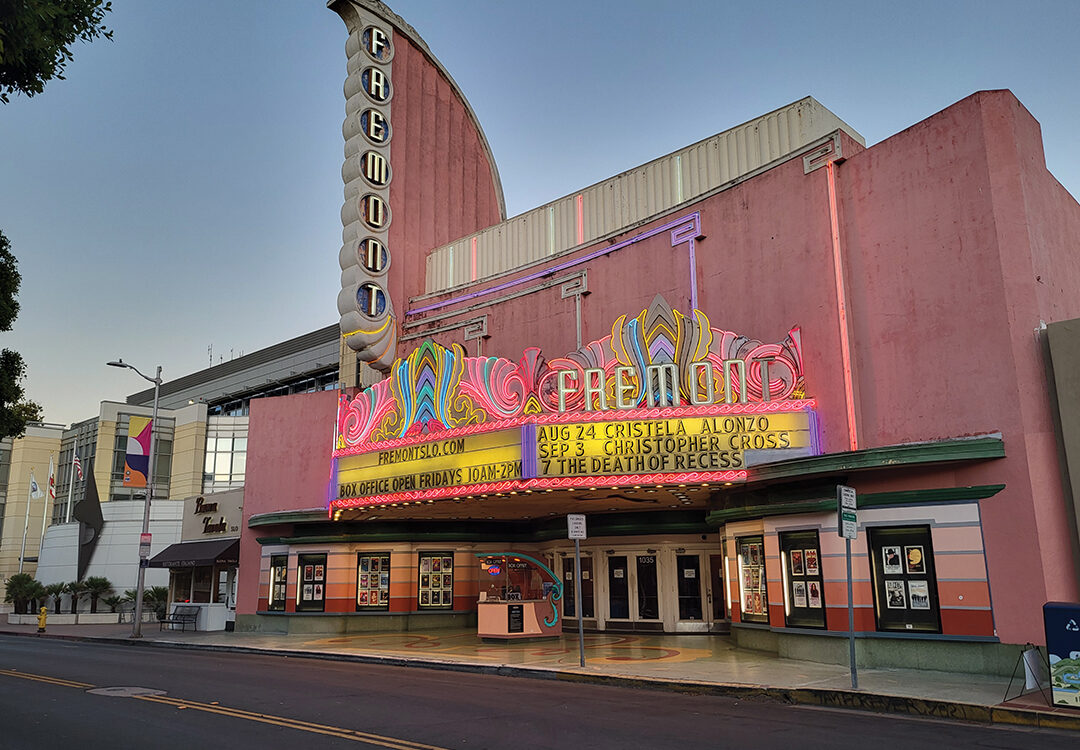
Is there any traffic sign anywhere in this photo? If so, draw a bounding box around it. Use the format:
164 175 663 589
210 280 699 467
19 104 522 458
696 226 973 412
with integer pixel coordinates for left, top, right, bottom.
837 486 857 539
567 514 587 540
139 532 152 559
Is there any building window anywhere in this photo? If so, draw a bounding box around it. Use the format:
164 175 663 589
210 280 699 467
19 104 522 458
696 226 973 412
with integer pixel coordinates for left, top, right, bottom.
779 530 825 629
172 569 193 602
296 553 327 612
203 417 248 493
418 552 453 609
868 526 942 633
561 555 594 618
268 555 288 612
737 536 768 623
356 553 390 611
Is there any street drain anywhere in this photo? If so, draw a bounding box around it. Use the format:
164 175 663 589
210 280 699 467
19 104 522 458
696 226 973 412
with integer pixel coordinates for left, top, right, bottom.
87 687 166 697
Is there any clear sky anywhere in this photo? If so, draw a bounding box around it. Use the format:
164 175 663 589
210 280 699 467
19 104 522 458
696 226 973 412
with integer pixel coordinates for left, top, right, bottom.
3 0 1079 427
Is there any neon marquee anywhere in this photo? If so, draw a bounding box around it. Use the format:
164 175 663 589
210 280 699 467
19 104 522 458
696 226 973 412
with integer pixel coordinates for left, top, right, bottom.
330 296 818 513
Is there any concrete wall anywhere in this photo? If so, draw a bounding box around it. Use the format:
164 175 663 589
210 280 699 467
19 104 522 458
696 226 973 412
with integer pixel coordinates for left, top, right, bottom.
36 499 181 600
0 424 62 580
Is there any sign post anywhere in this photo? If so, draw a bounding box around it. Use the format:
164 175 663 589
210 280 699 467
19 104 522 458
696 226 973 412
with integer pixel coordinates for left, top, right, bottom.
837 485 858 689
567 514 587 668
138 532 152 569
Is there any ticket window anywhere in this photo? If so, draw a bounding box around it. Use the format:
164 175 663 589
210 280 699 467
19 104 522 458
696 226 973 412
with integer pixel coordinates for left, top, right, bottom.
562 555 594 618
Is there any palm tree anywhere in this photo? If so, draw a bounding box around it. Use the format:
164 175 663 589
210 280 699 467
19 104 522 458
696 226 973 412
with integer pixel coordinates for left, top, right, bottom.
102 595 123 613
82 576 113 614
26 581 46 613
43 582 67 615
65 580 87 614
143 586 170 619
4 573 38 614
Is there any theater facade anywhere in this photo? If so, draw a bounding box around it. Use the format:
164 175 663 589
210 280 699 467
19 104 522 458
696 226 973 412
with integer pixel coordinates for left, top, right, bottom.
235 0 1080 673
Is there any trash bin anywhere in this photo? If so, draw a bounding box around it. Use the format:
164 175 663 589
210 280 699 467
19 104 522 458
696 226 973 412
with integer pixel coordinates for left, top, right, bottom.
1043 602 1080 708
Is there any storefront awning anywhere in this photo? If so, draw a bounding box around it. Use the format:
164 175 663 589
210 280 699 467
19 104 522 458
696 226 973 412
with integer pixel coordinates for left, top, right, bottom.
147 538 239 568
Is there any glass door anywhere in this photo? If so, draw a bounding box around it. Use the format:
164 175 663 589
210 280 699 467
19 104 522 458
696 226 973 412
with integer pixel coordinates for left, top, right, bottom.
708 554 726 620
676 555 703 621
636 554 660 621
607 555 630 619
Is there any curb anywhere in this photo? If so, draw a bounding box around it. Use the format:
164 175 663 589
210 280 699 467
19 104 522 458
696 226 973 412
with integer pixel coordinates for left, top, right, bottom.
3 629 1078 732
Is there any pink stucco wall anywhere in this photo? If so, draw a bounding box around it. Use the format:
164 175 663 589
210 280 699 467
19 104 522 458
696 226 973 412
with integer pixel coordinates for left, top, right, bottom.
387 33 503 312
236 390 340 615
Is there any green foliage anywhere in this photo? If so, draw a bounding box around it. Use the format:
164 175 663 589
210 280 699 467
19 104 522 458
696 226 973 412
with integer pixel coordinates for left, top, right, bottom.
144 585 170 616
0 231 43 439
43 581 66 614
4 573 39 614
64 580 87 614
0 0 113 103
101 594 123 613
82 575 113 613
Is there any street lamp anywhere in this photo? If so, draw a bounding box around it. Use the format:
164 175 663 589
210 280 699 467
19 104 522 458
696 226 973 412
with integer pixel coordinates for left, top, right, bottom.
107 358 162 639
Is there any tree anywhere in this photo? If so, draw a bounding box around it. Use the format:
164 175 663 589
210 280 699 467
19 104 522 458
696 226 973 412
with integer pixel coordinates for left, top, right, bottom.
0 0 113 103
64 580 87 614
82 575 112 613
0 231 42 439
143 585 170 619
43 581 66 614
101 594 122 613
4 573 39 614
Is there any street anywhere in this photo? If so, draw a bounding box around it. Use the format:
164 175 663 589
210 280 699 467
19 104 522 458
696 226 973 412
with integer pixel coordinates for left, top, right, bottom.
0 635 1067 749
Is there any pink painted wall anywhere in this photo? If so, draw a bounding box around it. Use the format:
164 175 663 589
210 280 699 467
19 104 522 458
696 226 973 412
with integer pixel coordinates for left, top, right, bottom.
387 33 503 314
837 91 1080 641
236 390 340 615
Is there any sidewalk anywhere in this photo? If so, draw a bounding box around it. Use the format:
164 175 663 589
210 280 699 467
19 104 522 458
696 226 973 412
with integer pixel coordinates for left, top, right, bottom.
2 621 1077 731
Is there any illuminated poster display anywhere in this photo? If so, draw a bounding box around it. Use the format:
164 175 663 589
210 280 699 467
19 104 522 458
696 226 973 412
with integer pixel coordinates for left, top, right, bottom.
331 296 819 512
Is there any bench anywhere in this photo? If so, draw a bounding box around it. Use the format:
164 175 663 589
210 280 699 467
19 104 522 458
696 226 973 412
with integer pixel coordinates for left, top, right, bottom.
158 605 200 632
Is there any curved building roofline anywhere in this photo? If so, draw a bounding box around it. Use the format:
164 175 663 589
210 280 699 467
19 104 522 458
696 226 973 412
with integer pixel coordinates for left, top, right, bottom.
328 0 507 221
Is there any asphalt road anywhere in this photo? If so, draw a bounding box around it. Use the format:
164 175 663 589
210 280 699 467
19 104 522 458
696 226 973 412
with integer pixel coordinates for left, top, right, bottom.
0 634 1068 749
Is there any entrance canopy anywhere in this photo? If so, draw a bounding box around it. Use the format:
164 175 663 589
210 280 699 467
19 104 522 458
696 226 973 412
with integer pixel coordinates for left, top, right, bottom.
147 538 239 568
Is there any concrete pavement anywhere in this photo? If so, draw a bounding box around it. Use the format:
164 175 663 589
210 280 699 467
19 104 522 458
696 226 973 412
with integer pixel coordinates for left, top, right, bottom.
2 620 1077 731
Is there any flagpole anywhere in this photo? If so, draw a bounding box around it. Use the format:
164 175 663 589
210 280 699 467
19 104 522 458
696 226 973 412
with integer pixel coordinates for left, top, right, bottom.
38 455 55 560
66 449 76 523
19 470 33 574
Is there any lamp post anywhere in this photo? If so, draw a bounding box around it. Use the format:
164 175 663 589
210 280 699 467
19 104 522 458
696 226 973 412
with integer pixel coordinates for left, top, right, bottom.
107 359 161 639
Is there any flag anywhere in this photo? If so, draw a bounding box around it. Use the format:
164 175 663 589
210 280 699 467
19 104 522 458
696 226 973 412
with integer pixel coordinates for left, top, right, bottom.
72 457 105 581
48 457 56 501
73 452 83 481
29 471 44 499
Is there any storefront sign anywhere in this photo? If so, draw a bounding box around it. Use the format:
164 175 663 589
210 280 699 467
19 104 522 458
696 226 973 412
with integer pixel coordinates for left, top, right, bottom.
331 297 820 512
180 489 243 542
336 429 522 501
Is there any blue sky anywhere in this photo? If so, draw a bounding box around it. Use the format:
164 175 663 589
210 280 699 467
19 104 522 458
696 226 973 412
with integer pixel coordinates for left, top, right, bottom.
3 0 1079 426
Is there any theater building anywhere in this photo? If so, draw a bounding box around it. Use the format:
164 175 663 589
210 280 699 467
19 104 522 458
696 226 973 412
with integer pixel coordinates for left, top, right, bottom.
236 0 1080 673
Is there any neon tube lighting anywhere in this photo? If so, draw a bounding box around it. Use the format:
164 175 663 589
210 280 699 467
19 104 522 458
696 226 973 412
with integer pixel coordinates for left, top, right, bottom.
330 470 748 510
334 399 818 455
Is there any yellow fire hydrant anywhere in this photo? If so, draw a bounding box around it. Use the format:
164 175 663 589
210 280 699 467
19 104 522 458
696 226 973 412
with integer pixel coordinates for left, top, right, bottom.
37 606 47 633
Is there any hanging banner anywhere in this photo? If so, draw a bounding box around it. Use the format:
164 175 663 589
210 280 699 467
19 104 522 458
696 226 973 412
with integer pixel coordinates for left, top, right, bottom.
123 415 152 488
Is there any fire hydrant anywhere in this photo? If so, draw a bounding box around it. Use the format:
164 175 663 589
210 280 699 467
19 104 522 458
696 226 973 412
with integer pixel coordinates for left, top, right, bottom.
37 606 47 633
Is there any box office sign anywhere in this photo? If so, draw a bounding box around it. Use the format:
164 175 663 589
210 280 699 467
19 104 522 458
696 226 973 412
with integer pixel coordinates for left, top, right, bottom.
331 296 820 511
180 490 243 541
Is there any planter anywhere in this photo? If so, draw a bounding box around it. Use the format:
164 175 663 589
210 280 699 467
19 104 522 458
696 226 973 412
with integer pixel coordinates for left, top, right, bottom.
76 613 120 625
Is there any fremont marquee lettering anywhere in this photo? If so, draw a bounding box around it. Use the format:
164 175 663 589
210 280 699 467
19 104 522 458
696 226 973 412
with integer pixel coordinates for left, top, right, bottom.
556 360 779 412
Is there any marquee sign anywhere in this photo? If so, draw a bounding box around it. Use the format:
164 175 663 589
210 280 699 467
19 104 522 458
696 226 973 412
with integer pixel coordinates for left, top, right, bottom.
331 296 819 513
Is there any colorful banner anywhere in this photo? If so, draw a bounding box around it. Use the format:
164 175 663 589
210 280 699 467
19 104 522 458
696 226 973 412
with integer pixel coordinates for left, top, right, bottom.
123 416 152 487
